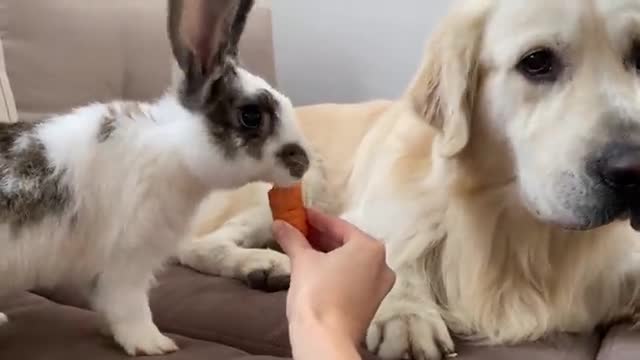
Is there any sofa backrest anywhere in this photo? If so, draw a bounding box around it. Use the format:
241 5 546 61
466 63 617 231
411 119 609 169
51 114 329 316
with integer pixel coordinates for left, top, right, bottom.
0 37 16 123
0 0 276 123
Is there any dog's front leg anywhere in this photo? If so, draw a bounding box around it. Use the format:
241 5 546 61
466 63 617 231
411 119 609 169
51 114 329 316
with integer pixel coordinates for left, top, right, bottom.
611 251 640 326
366 261 455 360
178 204 291 292
91 260 177 356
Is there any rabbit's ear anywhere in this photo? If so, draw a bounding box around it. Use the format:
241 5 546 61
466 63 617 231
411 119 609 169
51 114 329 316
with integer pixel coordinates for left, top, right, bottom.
167 0 254 83
226 0 254 59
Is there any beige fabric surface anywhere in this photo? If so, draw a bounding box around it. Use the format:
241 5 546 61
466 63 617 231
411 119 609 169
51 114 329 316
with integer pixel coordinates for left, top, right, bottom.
0 37 17 123
0 0 277 123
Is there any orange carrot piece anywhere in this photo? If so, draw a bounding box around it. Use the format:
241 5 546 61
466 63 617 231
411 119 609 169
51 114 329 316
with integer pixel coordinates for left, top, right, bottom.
268 183 309 237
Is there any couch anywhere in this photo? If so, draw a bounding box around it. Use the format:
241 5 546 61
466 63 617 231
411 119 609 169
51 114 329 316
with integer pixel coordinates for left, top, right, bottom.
0 1 639 359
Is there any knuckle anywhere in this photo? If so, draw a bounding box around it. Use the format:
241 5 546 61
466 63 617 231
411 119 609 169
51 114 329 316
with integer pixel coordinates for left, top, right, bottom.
371 241 388 260
367 238 386 253
389 271 398 289
386 269 397 288
385 266 396 279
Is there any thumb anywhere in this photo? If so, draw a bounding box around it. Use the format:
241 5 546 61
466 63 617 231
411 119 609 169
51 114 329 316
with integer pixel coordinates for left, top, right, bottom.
272 220 312 259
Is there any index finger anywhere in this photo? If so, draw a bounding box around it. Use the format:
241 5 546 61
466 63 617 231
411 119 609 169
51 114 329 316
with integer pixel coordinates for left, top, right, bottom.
272 220 312 261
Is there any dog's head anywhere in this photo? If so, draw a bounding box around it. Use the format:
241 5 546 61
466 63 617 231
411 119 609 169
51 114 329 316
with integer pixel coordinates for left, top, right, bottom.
410 0 640 230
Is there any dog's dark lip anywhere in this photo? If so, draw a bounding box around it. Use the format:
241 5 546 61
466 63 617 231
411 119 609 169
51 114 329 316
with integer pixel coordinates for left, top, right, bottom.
552 208 629 232
630 207 640 231
617 194 640 231
618 210 631 221
563 208 640 232
547 217 601 231
557 222 602 232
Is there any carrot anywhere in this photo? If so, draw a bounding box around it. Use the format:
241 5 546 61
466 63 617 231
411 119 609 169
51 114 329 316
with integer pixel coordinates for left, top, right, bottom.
268 183 309 237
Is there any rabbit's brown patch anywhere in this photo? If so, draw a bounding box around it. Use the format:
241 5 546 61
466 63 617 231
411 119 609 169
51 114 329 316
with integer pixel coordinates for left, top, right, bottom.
98 102 148 142
119 102 145 120
178 65 280 160
206 86 279 160
98 108 117 143
169 0 287 163
0 122 71 228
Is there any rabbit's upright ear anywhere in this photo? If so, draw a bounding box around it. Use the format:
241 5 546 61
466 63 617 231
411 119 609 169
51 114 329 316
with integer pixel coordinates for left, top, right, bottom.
167 0 254 85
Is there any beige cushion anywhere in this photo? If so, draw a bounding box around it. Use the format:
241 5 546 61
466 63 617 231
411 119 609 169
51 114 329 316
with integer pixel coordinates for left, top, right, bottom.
0 0 276 123
0 37 17 123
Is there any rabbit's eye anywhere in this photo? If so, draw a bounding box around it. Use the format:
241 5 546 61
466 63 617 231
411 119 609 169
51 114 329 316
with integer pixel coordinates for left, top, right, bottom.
239 105 263 129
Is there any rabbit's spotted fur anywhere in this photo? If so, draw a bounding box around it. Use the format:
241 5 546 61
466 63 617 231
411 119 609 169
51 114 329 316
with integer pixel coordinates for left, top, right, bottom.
0 0 310 356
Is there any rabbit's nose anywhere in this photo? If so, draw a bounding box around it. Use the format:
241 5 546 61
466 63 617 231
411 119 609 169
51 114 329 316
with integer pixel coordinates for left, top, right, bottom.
277 143 309 178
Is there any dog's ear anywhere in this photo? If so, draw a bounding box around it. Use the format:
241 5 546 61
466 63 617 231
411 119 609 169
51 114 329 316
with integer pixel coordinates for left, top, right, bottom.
406 3 490 157
167 0 254 84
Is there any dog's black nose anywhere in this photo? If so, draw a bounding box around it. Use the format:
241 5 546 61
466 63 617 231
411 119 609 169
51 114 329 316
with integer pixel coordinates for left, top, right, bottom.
598 144 640 189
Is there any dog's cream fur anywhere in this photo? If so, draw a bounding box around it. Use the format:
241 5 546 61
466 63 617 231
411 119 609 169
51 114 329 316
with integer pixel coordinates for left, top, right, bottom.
180 0 640 358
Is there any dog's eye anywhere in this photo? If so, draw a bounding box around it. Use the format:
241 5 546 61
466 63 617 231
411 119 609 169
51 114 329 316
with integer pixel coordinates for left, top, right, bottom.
627 41 640 73
238 105 263 129
516 48 560 82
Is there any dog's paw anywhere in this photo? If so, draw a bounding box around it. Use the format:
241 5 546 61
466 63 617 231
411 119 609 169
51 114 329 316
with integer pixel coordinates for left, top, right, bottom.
0 312 8 326
97 316 112 337
630 311 640 330
240 249 291 292
113 323 178 356
178 240 290 292
366 302 455 360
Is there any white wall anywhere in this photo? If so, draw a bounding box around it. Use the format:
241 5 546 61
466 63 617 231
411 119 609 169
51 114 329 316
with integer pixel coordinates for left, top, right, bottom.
271 1 451 106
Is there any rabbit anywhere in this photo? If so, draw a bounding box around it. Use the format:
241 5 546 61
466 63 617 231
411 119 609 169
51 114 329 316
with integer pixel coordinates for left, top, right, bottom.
0 0 310 356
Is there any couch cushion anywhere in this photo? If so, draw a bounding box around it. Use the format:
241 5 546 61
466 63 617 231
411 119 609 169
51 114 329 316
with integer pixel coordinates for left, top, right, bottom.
596 324 640 360
32 265 378 360
0 291 285 360
0 0 277 123
453 333 600 360
13 265 614 360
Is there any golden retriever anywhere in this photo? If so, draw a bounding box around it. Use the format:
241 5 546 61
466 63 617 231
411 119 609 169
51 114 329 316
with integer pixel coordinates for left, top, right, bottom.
178 0 640 358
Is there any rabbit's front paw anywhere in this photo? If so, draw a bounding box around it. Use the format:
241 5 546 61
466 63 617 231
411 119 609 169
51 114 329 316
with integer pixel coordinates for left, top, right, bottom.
240 248 291 292
112 321 178 356
0 312 8 326
366 299 456 360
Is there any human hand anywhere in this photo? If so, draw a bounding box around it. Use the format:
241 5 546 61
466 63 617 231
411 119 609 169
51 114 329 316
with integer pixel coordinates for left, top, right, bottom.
272 208 396 348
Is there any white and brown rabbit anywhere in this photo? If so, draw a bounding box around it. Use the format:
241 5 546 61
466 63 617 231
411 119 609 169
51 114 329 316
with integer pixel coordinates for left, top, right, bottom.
0 0 310 356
